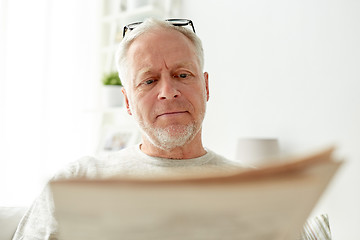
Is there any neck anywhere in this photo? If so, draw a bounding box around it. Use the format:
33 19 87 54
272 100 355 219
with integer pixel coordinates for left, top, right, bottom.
140 133 206 159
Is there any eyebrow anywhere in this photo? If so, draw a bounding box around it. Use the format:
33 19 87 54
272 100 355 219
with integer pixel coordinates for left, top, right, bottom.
137 67 153 77
133 61 198 84
173 62 196 69
133 67 155 86
137 62 195 75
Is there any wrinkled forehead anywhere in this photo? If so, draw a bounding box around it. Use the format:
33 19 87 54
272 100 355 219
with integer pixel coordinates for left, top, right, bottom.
126 28 200 71
128 28 196 54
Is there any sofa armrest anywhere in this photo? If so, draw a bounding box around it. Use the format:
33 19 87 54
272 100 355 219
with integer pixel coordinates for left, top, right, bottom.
0 207 27 240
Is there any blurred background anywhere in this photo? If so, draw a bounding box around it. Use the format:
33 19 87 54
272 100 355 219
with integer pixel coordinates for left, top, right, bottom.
1 0 359 238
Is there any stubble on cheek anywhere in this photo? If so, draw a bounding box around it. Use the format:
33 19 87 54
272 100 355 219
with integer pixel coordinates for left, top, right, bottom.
129 87 208 150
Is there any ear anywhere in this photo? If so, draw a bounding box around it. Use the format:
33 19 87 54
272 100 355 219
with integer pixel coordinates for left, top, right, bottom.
204 72 209 101
121 87 132 115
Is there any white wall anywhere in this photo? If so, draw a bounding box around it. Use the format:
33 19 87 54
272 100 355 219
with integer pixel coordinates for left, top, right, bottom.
1 0 359 238
182 0 360 239
0 0 101 206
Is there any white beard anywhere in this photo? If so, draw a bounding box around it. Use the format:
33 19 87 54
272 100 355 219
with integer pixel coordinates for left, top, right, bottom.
129 88 207 151
140 123 199 151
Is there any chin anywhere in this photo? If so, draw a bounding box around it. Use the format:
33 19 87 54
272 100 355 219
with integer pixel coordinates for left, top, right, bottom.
145 124 198 151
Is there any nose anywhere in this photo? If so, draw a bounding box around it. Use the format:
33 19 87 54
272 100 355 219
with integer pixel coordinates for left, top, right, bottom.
158 77 181 100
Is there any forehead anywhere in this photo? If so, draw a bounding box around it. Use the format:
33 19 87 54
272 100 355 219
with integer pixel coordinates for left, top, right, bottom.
126 28 199 70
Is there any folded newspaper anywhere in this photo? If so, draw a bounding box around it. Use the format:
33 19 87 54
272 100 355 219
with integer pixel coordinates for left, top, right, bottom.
50 146 342 240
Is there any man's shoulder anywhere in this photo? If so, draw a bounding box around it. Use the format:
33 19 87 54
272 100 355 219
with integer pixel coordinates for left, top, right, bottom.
53 144 142 180
204 149 247 169
51 156 97 180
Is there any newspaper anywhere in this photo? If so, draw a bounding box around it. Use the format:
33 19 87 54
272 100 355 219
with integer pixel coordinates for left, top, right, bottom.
50 146 342 240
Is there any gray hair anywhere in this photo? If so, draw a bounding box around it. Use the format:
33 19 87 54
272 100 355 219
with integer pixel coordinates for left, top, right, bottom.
115 18 204 90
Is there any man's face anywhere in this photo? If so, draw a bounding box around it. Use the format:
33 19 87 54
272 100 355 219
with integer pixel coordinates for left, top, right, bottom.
123 29 209 151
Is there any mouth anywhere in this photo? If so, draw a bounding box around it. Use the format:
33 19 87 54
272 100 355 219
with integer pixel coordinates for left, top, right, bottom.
156 111 189 118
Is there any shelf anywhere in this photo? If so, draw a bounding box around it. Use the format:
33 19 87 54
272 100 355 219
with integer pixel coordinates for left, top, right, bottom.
95 0 169 155
120 5 165 23
102 5 165 23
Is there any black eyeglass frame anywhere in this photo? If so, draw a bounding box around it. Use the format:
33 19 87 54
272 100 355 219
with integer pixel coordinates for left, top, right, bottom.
122 19 196 38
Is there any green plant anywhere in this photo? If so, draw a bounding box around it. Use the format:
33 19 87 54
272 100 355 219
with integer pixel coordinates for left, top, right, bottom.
102 72 122 86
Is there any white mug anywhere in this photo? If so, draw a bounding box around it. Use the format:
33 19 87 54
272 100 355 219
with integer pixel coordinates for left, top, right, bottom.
236 138 280 167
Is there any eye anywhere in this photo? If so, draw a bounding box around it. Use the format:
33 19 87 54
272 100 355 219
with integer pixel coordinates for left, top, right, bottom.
179 73 188 78
174 73 190 79
144 79 155 85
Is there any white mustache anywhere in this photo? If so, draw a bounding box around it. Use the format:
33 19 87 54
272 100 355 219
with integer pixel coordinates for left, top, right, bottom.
153 101 193 118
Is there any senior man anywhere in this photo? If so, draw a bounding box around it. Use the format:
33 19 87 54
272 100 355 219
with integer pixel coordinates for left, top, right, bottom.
13 19 242 240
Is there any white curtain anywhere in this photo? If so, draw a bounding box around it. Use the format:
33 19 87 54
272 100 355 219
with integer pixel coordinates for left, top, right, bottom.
0 0 101 206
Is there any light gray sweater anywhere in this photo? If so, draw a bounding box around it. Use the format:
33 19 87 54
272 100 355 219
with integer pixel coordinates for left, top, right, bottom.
13 144 243 240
